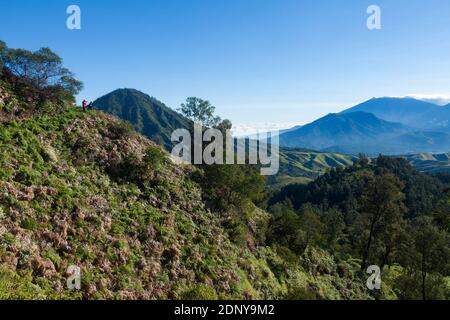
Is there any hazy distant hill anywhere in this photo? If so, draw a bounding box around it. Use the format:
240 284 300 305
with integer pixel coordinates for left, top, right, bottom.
342 97 450 132
94 89 190 150
279 111 410 152
279 100 450 154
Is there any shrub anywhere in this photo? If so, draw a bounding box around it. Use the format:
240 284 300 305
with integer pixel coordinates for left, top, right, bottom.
283 285 317 300
143 147 166 170
107 121 135 139
42 248 62 269
22 217 37 230
15 166 41 185
1 232 15 245
0 267 44 300
179 284 218 300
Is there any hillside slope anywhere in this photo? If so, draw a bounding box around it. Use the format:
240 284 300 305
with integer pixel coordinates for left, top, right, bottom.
0 82 374 300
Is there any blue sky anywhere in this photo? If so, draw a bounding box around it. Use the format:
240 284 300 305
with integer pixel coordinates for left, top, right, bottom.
1 0 450 133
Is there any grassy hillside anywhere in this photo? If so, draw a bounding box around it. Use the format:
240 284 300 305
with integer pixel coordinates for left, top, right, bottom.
0 80 380 300
269 148 357 187
273 149 450 188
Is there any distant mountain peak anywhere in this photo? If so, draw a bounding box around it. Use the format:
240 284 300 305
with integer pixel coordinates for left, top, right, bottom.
280 100 450 154
341 96 450 132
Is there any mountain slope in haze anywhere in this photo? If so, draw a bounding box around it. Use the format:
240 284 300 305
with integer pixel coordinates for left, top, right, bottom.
342 97 450 132
279 111 410 151
279 107 450 155
94 89 190 150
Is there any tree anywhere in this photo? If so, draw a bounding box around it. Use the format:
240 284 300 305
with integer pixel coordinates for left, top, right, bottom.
267 202 305 254
358 173 406 271
322 208 346 250
0 40 7 73
432 188 450 232
377 215 408 271
297 204 325 254
215 119 232 133
199 163 265 212
179 97 221 127
0 41 83 98
413 217 449 300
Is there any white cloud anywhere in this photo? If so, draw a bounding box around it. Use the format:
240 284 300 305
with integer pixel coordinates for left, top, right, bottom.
405 94 450 106
231 121 303 137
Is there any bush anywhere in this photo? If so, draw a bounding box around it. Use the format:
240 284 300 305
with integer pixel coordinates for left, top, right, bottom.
143 147 166 170
199 164 265 212
228 221 248 247
15 166 41 185
107 121 135 139
0 267 43 300
283 285 317 300
179 284 218 300
22 217 37 230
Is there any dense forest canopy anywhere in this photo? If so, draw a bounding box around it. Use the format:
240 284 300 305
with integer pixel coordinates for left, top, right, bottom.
268 155 449 299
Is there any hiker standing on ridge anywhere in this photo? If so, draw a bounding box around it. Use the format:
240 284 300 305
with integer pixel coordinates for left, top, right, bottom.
88 101 94 110
82 99 88 112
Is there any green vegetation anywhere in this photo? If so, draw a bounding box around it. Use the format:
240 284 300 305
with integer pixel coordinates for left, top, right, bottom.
0 42 448 300
269 148 357 187
269 156 450 300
